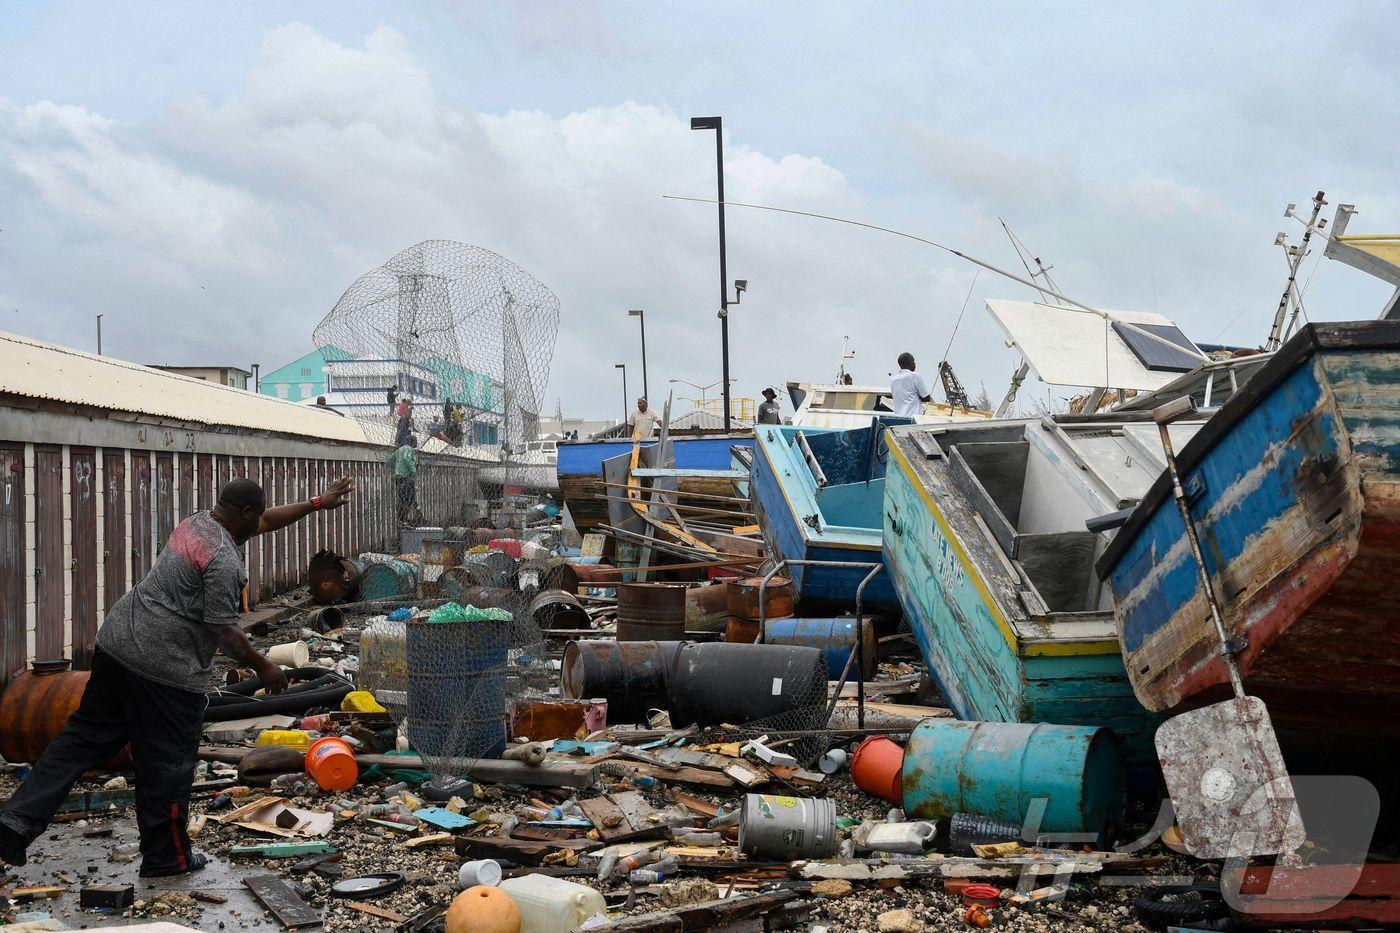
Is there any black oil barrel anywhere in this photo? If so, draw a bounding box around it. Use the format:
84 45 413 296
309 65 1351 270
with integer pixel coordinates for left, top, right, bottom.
667 642 829 728
529 589 589 630
561 640 683 724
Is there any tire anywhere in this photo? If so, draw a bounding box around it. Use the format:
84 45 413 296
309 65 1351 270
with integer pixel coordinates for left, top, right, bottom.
1132 882 1228 929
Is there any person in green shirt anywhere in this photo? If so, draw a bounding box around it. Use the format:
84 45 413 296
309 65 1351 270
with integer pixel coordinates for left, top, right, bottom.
390 434 419 525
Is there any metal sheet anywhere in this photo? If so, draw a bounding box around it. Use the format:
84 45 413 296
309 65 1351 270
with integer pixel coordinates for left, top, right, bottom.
34 447 64 658
986 299 1200 391
1155 696 1305 859
102 451 126 613
70 448 98 668
0 445 26 685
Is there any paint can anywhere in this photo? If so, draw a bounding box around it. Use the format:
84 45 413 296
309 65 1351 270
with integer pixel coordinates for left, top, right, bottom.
738 793 838 859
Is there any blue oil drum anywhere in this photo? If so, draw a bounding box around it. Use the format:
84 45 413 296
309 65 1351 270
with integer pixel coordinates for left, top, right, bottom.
358 559 418 600
764 617 876 679
900 719 1124 838
406 617 510 760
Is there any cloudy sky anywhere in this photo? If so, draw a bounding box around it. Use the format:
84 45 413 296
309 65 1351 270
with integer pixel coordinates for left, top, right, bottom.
2 2 1396 420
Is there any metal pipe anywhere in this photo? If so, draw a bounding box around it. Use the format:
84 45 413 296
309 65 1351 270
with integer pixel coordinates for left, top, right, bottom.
1152 398 1245 697
794 431 829 488
757 557 884 727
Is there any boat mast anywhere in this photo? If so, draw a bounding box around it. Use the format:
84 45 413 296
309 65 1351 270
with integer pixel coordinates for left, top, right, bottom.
994 219 1063 417
1265 191 1326 351
835 336 856 383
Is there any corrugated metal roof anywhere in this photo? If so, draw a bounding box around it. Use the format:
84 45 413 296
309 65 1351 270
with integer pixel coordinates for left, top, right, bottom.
0 329 368 444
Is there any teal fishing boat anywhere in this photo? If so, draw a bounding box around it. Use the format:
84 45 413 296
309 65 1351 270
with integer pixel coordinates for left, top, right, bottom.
881 414 1209 778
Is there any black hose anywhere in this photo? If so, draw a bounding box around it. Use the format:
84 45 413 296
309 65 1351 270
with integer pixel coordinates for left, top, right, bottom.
203 670 355 722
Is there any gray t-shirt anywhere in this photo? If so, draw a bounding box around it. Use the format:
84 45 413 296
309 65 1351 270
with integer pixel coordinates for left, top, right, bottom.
757 400 781 424
96 510 246 693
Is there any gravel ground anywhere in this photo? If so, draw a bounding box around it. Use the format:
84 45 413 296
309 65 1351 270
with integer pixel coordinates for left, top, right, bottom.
0 600 1231 931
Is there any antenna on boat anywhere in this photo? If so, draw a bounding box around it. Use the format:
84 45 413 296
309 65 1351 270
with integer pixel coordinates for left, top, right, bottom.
835 336 856 383
994 219 1062 416
1265 191 1326 351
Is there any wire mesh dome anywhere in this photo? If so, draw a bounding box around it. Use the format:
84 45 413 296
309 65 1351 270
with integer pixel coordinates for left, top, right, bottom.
313 240 560 452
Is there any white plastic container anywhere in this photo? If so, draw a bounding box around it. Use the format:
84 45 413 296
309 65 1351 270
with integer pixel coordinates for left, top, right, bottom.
458 858 502 888
864 820 937 854
498 874 607 933
267 640 310 667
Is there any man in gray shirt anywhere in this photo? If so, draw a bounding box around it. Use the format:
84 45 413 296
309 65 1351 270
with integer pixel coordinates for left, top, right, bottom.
757 387 782 424
0 476 353 877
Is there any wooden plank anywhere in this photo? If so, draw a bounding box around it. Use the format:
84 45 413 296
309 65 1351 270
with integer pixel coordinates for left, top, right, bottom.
245 875 321 929
455 835 553 864
154 452 174 554
346 901 407 924
0 445 24 686
579 792 664 844
130 454 151 583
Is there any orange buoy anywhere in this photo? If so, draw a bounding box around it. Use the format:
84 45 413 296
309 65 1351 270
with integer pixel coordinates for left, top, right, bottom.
305 736 357 792
850 735 904 805
446 885 520 933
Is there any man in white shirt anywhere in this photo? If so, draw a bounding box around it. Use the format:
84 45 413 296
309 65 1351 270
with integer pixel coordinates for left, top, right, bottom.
890 353 932 418
626 397 662 437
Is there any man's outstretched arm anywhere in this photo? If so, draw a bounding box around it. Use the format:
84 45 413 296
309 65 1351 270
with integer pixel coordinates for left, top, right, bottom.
256 476 355 535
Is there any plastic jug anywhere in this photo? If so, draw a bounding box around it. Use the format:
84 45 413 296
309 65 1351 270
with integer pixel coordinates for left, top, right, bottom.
864 820 937 854
498 875 607 933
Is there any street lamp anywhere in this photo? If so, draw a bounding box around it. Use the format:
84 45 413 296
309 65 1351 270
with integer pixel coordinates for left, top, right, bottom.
627 309 648 401
668 377 736 405
614 363 628 424
95 314 103 355
690 115 740 433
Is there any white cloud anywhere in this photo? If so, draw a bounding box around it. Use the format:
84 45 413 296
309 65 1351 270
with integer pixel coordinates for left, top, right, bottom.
0 18 1395 422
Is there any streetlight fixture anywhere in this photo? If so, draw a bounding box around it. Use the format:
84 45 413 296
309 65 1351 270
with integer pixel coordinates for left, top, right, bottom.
95 314 103 355
668 377 737 405
614 363 628 424
690 115 743 433
627 309 648 401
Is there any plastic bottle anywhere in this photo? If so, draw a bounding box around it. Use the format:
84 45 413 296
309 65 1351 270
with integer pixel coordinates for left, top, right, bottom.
498 875 608 933
671 831 723 847
381 781 410 799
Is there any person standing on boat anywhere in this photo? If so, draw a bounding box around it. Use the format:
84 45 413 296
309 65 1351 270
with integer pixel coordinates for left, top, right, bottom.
890 352 932 418
757 387 782 424
626 397 661 438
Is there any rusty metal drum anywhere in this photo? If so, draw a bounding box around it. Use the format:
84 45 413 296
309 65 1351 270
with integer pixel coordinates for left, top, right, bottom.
0 662 129 767
529 589 590 630
727 576 795 621
561 640 683 724
615 583 686 642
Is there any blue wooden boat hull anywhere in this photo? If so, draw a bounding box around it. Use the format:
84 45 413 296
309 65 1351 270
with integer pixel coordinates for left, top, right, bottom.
1097 322 1400 735
749 423 902 613
556 435 753 531
881 427 1163 784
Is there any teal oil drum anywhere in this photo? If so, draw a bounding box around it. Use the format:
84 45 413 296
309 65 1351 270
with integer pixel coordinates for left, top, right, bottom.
358 559 419 600
900 719 1124 838
764 617 876 679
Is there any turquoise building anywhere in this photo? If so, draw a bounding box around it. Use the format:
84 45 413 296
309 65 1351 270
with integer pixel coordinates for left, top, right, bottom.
258 346 354 402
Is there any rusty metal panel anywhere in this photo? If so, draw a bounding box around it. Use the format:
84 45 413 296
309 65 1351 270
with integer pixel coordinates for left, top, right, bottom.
130 454 152 582
155 453 174 555
260 458 274 598
34 446 64 659
0 444 27 685
69 448 98 668
178 452 193 520
197 453 213 511
102 451 126 612
245 458 261 601
1156 696 1304 858
293 459 307 584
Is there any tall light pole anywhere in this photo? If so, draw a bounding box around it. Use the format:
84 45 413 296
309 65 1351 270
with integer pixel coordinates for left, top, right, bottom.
669 377 736 406
627 309 648 401
95 314 103 355
614 363 628 424
690 116 732 432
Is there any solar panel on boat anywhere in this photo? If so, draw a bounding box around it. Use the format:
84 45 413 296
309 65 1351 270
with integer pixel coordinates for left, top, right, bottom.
1111 321 1202 372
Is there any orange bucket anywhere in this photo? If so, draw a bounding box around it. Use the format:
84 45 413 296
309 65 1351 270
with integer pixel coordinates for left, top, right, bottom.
305 736 358 792
851 736 904 805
